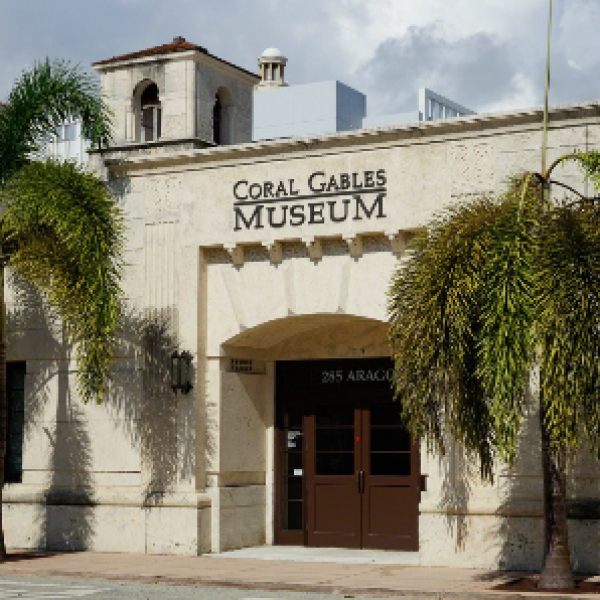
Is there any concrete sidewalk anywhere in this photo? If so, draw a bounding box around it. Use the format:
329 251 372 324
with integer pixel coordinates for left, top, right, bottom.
0 548 597 599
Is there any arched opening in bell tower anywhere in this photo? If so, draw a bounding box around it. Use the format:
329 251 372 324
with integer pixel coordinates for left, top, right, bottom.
212 87 234 145
133 80 162 142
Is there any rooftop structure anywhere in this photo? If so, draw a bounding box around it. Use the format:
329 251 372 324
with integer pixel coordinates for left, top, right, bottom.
253 79 366 141
256 47 288 89
363 88 475 129
253 47 475 141
33 42 475 162
92 37 258 148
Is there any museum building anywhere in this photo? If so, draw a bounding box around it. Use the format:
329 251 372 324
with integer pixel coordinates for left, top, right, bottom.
3 38 600 572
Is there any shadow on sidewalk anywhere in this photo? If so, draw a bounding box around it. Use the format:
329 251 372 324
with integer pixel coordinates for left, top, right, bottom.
4 550 61 562
491 574 600 595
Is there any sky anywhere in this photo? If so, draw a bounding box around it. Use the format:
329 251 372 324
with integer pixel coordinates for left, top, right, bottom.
0 0 599 117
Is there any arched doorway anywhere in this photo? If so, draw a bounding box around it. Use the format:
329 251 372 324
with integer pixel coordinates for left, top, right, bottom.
222 314 420 552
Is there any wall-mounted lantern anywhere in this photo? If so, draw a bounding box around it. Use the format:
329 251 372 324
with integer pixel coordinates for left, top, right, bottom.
170 350 193 394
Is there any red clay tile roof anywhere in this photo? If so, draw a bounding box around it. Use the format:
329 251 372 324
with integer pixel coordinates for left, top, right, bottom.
92 37 259 79
92 37 206 66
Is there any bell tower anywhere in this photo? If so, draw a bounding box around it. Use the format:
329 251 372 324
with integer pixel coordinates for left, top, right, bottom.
93 37 259 147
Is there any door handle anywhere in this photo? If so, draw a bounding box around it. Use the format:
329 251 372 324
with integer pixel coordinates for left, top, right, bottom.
357 470 365 493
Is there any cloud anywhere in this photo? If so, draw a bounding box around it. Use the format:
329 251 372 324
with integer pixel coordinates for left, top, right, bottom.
0 0 599 117
356 23 521 116
322 0 548 72
547 53 600 106
0 0 346 99
556 0 600 71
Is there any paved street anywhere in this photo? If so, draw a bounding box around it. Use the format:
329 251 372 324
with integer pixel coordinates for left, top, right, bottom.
0 578 107 599
0 576 401 600
0 549 597 599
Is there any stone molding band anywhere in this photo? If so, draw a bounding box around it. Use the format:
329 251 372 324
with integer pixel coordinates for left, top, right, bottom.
3 488 211 509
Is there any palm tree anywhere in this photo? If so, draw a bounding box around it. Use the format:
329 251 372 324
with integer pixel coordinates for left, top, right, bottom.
388 154 600 589
0 60 122 559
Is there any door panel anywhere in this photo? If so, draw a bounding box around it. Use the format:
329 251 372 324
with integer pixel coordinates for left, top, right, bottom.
312 483 361 546
364 485 418 543
275 359 420 551
361 403 419 550
306 405 361 547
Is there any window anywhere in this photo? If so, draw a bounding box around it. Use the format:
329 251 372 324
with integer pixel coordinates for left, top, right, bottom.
5 362 25 484
64 122 78 142
54 121 77 142
140 83 161 142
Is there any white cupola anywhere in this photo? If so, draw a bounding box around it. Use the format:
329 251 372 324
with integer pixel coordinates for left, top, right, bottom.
257 47 288 89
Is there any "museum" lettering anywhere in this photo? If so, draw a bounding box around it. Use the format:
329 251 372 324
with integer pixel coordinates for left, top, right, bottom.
234 193 386 231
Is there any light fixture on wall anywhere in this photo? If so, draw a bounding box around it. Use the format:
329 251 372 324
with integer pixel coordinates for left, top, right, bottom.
170 350 193 394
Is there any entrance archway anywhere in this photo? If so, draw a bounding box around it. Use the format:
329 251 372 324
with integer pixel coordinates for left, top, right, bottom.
220 314 420 552
222 313 390 362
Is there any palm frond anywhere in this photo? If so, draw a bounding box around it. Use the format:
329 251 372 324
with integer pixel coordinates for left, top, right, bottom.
0 59 112 184
388 198 498 479
536 202 600 452
477 176 541 464
0 160 123 403
559 150 600 192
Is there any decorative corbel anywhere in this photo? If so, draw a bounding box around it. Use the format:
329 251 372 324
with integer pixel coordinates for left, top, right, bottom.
262 241 283 264
224 243 244 266
386 230 407 255
343 234 363 259
302 236 323 261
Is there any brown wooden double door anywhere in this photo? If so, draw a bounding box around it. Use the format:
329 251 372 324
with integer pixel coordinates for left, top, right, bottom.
276 359 419 551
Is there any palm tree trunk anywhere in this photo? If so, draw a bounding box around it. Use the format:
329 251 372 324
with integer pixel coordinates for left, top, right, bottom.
0 264 7 560
538 407 574 590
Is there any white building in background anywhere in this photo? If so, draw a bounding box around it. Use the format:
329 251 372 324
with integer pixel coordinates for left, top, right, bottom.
253 47 474 140
363 87 475 129
0 102 89 166
253 78 367 141
45 119 90 165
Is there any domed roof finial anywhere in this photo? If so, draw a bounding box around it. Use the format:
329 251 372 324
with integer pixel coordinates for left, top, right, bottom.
257 47 288 90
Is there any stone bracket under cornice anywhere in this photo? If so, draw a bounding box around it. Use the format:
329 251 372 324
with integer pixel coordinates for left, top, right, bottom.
386 230 419 255
262 241 283 264
302 236 323 261
224 243 244 266
343 234 363 258
216 230 419 267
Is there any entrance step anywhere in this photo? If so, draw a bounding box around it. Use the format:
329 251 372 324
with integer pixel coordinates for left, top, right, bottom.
205 545 420 565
